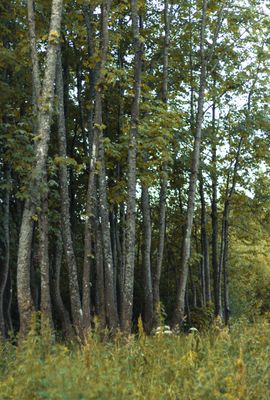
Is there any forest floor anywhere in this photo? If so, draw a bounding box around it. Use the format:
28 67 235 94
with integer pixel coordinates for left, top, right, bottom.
0 317 270 399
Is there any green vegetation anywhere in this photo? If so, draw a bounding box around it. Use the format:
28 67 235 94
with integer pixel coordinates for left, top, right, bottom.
1 318 270 399
2 0 270 396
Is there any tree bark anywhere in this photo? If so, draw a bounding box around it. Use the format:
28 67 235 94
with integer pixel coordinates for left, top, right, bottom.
95 213 106 329
121 0 143 334
0 166 10 338
56 45 83 334
141 184 154 333
172 0 208 329
219 137 243 324
27 0 41 116
17 0 63 335
92 0 119 331
153 0 170 322
211 100 220 316
82 4 96 331
52 233 72 337
199 174 211 305
39 177 53 330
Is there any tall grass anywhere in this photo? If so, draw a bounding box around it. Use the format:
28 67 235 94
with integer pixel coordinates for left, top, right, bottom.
1 317 270 399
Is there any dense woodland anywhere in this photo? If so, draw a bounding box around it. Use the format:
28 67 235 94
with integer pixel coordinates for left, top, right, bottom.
1 0 270 341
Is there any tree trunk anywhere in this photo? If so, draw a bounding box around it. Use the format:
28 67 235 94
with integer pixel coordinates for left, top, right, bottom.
141 184 154 333
172 0 208 329
6 270 13 334
98 128 119 329
92 0 119 331
223 203 230 325
95 214 106 329
199 174 211 304
52 233 72 337
17 0 63 335
27 0 41 116
39 177 53 330
56 45 83 334
82 3 96 332
0 166 10 338
153 0 170 322
219 137 243 324
211 101 220 316
121 0 143 334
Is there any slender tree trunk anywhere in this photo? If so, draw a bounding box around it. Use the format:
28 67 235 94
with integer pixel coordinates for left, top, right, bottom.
121 0 143 334
82 132 95 331
93 0 119 330
82 3 96 331
118 203 125 313
199 174 211 304
172 1 226 328
223 203 230 325
82 213 92 331
30 0 52 332
56 45 83 334
6 270 13 334
141 185 154 333
95 215 106 329
52 233 72 337
39 178 53 330
219 137 243 324
153 0 170 322
27 0 41 116
17 0 63 335
98 129 119 329
83 4 96 148
0 167 10 338
211 101 220 316
110 210 118 309
172 0 208 329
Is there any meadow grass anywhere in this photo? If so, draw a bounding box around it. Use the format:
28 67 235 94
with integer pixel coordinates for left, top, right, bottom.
0 317 270 399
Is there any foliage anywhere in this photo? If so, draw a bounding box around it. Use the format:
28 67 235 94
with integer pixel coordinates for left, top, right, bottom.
1 319 270 399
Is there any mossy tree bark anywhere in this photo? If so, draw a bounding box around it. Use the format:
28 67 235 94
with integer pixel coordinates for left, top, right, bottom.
121 0 143 334
17 0 63 336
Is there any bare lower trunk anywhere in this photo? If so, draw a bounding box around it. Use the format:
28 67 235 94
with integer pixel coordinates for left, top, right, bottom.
223 206 229 325
82 210 92 330
199 174 211 304
219 137 243 324
6 270 13 334
52 234 72 337
39 178 53 330
95 215 106 329
56 45 82 333
98 125 119 330
141 185 154 333
0 167 10 338
82 158 95 330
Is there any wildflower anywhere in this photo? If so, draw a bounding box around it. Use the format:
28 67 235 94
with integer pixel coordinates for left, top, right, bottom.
188 327 199 333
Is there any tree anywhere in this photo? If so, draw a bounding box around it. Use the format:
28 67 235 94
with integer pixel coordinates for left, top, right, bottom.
17 0 63 335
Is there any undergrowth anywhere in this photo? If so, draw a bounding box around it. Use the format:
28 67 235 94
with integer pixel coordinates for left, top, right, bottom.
1 317 270 399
